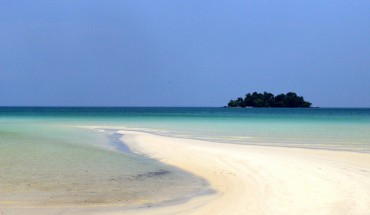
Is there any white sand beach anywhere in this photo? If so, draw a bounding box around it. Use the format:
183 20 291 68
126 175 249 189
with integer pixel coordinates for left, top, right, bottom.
2 130 370 215
114 130 370 215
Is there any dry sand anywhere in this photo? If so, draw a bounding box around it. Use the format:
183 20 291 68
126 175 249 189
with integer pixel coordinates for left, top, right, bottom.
2 130 370 215
116 130 370 215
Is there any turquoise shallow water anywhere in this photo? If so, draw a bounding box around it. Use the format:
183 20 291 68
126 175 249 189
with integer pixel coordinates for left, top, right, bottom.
0 107 370 206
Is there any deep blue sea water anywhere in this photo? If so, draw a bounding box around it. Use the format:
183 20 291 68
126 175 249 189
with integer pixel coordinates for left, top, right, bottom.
1 107 369 206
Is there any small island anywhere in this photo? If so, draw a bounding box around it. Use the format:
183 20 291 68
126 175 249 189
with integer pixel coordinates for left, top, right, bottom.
228 92 312 108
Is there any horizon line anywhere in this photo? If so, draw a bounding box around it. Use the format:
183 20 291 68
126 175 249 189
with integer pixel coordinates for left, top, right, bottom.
1 106 370 108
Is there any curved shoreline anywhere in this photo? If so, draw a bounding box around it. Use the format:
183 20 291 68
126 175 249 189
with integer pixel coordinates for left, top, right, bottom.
116 130 370 215
2 129 370 214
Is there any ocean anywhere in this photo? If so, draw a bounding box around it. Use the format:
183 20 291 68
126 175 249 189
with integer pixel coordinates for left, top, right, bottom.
1 107 369 207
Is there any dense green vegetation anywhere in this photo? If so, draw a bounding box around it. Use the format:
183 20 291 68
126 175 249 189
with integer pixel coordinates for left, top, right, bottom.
228 92 312 108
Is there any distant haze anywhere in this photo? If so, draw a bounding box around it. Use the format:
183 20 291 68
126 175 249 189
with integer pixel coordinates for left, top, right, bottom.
1 1 369 107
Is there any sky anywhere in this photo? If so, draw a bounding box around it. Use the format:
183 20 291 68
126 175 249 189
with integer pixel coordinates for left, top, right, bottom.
0 0 369 107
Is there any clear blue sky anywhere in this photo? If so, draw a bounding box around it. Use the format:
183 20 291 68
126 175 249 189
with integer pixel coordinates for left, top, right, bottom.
1 1 369 107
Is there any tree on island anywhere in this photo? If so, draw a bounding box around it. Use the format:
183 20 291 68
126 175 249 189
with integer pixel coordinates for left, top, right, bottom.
228 92 312 108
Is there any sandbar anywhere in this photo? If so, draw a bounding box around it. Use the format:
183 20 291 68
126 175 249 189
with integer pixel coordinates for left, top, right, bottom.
2 129 370 215
116 130 370 215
